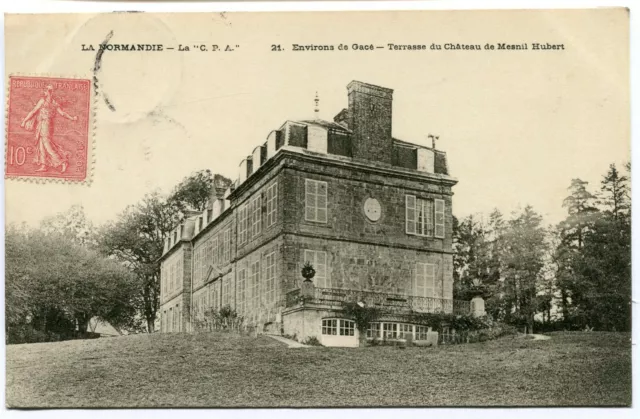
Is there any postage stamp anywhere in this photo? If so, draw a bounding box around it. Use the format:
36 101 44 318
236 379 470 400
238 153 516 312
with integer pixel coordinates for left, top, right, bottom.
5 76 92 182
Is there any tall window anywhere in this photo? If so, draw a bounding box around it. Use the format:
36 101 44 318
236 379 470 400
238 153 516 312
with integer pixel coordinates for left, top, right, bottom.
218 232 224 263
434 199 445 238
238 204 248 245
264 252 276 305
250 261 260 311
175 304 181 332
266 182 278 227
222 279 229 307
205 239 213 271
415 262 436 298
210 284 219 312
211 236 219 267
161 266 166 297
406 196 445 238
251 196 262 238
305 179 328 223
175 262 180 290
223 228 231 262
303 250 328 288
237 268 246 315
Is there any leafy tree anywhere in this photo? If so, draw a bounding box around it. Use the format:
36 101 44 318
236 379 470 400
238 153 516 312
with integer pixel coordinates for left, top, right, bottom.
99 170 230 332
453 215 498 301
453 210 505 321
167 170 232 215
99 192 175 333
6 224 138 343
40 204 96 247
565 163 631 330
500 206 547 332
551 164 631 331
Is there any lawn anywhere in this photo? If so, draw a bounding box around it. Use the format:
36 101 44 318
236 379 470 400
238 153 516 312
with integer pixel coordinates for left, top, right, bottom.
5 331 631 408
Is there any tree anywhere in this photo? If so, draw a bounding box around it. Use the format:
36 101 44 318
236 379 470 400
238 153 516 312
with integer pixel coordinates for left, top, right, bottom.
561 178 598 250
98 170 229 332
564 163 631 330
40 204 96 247
599 163 630 220
500 206 547 332
453 211 506 321
99 192 175 333
555 178 599 324
6 224 138 343
551 164 632 331
453 215 498 301
167 170 232 216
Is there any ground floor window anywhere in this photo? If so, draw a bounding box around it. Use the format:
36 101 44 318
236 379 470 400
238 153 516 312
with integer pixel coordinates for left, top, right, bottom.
340 320 355 336
322 319 338 335
322 319 355 336
367 322 433 341
367 322 381 338
416 325 429 340
398 323 413 339
382 323 397 339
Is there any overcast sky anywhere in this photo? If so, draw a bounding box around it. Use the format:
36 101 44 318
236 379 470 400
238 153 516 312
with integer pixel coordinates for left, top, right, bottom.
5 10 629 229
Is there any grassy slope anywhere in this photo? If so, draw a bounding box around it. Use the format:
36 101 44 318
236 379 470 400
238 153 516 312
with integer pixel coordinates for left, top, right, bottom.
6 331 631 408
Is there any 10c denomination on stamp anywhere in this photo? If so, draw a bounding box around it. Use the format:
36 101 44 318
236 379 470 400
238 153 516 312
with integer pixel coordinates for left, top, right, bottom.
6 76 92 182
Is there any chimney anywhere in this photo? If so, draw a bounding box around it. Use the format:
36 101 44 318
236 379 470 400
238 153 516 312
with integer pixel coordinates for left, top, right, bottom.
207 174 231 211
333 108 349 128
346 81 394 164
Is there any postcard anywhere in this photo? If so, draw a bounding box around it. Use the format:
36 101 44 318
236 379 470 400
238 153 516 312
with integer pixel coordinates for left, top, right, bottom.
4 9 631 408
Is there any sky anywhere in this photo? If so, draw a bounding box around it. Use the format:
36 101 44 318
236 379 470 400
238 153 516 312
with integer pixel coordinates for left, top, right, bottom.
4 9 630 229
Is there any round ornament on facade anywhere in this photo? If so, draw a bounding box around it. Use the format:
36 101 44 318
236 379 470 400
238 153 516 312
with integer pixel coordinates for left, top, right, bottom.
363 197 382 222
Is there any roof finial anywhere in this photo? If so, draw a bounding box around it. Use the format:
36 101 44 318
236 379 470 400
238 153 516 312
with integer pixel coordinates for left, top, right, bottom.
314 91 319 119
427 134 440 150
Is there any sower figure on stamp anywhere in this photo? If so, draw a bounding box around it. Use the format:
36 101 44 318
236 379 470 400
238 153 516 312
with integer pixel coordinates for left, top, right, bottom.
20 85 78 173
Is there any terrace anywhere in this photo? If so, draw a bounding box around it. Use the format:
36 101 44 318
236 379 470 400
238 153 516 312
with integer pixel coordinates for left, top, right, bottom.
285 287 471 315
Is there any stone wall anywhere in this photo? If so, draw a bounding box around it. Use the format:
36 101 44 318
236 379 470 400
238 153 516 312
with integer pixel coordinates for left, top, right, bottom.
283 235 453 298
281 156 455 253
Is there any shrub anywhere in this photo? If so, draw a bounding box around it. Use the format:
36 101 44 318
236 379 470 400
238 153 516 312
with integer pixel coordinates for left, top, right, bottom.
409 312 491 332
342 302 381 334
301 336 323 346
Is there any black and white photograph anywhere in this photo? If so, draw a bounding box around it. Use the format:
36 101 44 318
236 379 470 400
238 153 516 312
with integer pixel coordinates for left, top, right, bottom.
2 4 634 413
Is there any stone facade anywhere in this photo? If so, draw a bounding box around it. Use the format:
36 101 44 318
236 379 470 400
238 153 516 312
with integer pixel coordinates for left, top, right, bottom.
158 80 460 346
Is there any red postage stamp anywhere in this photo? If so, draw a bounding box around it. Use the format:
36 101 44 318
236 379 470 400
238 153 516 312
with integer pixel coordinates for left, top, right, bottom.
6 76 92 181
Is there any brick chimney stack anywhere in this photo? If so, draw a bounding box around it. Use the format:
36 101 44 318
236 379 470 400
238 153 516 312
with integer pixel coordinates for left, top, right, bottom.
346 81 394 164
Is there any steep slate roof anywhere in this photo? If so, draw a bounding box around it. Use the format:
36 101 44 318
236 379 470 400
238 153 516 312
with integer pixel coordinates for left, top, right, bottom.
393 138 449 176
298 119 352 133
